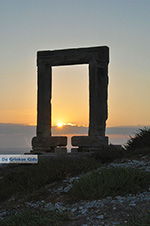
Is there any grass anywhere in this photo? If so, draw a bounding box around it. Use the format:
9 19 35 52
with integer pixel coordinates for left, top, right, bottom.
0 208 71 226
69 167 150 200
0 156 101 202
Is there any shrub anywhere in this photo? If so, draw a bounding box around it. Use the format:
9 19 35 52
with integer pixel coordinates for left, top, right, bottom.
92 145 125 163
125 127 150 151
70 167 150 200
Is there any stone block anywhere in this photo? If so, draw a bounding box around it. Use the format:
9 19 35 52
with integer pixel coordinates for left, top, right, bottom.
71 136 108 147
30 147 55 153
71 148 79 153
55 147 67 155
32 136 67 148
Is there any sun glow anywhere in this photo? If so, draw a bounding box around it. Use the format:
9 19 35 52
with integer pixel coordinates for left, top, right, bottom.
56 122 64 128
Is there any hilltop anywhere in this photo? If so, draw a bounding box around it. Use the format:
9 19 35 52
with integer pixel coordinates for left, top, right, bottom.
0 128 150 226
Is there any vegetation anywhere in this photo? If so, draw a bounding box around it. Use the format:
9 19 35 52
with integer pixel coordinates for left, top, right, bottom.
70 167 150 200
121 211 150 226
0 157 101 202
92 144 126 162
0 208 71 226
125 127 150 151
93 128 150 162
0 128 150 225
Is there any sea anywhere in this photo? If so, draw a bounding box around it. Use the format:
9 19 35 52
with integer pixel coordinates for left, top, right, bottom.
0 133 130 155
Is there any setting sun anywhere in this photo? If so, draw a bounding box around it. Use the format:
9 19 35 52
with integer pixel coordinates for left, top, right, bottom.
56 122 64 128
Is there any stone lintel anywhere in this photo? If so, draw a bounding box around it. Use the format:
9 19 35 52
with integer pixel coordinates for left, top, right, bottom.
71 136 108 147
32 136 67 148
37 46 109 66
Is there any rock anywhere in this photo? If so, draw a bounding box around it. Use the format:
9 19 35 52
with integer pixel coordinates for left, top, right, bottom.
80 209 87 215
44 202 55 211
129 203 136 207
63 184 72 192
0 211 7 218
96 215 104 219
71 207 77 213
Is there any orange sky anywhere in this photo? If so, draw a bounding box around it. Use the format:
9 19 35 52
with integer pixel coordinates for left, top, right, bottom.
1 63 149 127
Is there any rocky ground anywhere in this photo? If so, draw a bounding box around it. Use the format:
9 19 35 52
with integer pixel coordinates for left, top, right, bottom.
0 155 150 226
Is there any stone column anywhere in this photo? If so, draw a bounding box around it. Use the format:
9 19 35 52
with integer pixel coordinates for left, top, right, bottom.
89 62 108 136
37 63 51 137
32 62 67 153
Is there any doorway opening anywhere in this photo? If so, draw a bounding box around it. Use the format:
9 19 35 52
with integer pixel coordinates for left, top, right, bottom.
52 64 88 150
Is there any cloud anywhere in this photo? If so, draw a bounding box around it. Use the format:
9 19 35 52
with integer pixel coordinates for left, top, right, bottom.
53 124 149 136
52 125 88 134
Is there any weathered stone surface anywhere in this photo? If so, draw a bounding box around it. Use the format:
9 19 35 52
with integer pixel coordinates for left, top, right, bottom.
89 65 108 136
71 136 108 147
32 136 67 148
37 65 51 137
37 46 109 67
31 147 55 153
55 147 67 155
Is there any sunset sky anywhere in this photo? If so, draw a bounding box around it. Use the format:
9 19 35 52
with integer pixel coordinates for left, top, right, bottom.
0 0 150 127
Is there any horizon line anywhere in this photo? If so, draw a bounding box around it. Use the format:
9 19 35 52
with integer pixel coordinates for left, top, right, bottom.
0 123 149 128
